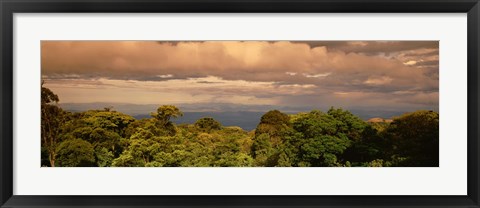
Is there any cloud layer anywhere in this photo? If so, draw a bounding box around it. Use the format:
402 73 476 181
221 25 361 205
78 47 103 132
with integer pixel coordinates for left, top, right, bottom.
41 41 439 111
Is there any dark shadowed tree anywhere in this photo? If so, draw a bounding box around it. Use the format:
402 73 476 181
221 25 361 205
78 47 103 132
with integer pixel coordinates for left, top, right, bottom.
195 117 222 132
386 110 439 166
251 110 291 166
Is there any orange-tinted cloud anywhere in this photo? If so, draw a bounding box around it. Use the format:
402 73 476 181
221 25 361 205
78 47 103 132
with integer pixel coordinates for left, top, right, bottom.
41 41 438 110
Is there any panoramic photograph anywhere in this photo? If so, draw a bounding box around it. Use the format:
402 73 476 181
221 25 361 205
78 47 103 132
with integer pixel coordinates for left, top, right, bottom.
41 41 439 167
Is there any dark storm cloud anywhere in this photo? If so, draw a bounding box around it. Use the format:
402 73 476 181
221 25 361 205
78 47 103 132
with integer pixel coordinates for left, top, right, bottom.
414 60 440 67
293 41 439 54
404 50 439 57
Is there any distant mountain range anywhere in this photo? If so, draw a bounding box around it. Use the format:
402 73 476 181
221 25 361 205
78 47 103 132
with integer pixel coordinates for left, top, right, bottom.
59 102 409 131
135 112 265 131
59 102 312 114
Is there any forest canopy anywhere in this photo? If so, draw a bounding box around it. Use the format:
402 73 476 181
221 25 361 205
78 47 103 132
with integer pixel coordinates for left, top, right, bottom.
41 85 439 167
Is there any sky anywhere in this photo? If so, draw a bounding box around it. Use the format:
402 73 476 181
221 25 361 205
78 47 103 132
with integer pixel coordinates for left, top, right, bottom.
41 41 439 112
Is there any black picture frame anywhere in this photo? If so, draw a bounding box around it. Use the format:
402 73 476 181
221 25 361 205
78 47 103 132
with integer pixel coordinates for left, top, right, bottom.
1 0 479 207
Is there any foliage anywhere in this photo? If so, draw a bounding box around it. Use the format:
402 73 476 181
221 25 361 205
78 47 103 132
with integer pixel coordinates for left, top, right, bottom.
385 110 439 166
55 139 95 167
289 109 357 167
151 105 183 136
195 117 222 132
41 81 68 167
41 86 440 167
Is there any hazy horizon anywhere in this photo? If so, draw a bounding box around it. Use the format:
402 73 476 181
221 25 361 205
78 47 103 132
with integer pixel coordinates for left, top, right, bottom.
58 101 431 131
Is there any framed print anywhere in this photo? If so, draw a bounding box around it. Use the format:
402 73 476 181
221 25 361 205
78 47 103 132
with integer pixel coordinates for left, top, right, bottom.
1 0 479 207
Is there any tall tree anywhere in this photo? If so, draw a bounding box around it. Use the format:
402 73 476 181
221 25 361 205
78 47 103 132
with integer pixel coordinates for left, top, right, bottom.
151 105 183 135
251 110 291 166
151 105 183 125
41 81 67 167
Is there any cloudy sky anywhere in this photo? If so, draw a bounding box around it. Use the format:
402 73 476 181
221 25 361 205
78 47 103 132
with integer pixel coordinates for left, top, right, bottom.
41 41 438 112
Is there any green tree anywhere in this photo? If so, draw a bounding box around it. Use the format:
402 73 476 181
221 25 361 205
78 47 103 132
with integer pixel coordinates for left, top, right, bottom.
95 146 115 167
291 110 354 166
41 82 68 167
60 110 135 158
255 110 290 138
112 150 143 167
385 110 439 166
341 124 387 166
195 117 222 132
251 110 291 166
251 133 276 166
55 139 95 167
151 105 183 126
327 107 367 141
214 152 253 167
151 105 183 135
